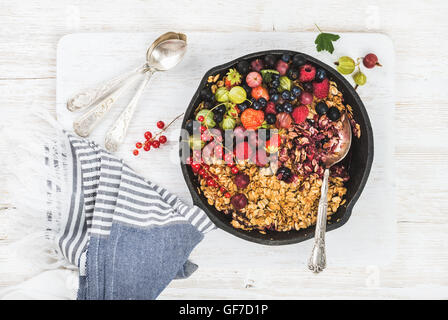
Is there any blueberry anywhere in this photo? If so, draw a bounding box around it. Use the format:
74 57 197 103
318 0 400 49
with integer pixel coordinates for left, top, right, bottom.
243 84 251 94
291 86 302 97
327 107 341 121
270 93 279 103
303 82 313 92
287 68 299 80
252 101 261 110
281 90 291 100
271 73 280 81
269 88 277 95
266 113 276 124
203 101 212 109
215 104 226 115
200 88 213 101
264 54 276 68
283 102 293 113
281 54 291 62
237 60 250 74
238 103 248 112
315 102 329 115
292 54 306 66
315 68 327 82
258 97 267 108
275 103 284 113
214 112 223 123
271 79 280 88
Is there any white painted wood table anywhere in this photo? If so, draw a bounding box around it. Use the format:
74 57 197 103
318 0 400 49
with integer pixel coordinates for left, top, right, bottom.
1 0 448 299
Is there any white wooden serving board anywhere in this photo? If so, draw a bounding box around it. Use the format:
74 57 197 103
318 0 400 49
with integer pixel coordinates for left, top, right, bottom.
56 32 395 268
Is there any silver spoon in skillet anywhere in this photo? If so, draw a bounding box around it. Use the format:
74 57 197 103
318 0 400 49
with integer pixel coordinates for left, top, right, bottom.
104 33 187 152
308 112 352 273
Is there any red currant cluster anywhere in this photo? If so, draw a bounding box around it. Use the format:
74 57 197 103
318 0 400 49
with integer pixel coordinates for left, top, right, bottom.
133 121 167 156
132 113 184 156
186 157 232 198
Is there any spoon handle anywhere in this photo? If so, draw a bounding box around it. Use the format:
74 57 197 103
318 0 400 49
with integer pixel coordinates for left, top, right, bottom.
308 168 330 273
73 76 140 137
67 65 145 112
105 70 153 152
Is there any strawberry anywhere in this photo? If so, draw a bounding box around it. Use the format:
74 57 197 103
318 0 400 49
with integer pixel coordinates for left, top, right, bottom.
251 86 269 100
299 64 316 82
265 101 276 114
241 108 265 130
312 78 329 99
246 72 262 88
291 105 309 124
235 142 253 161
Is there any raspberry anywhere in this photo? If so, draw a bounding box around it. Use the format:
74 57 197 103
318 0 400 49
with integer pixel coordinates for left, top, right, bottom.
299 64 316 82
291 105 309 124
265 101 276 114
312 78 329 99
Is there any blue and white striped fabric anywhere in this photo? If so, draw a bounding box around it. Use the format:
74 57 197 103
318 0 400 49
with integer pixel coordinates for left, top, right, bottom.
48 132 214 299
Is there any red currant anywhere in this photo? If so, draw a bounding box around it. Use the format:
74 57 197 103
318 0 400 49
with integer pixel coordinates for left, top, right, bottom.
192 166 200 174
224 192 231 198
207 178 215 187
198 115 204 122
133 149 139 156
144 145 150 151
200 125 207 134
220 187 226 193
214 145 223 159
191 163 201 171
199 169 206 177
157 121 165 129
231 166 239 174
159 135 167 144
186 156 193 165
136 142 142 149
152 140 160 148
144 131 152 140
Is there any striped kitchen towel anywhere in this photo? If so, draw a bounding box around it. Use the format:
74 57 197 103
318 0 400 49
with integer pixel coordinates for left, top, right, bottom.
46 132 215 300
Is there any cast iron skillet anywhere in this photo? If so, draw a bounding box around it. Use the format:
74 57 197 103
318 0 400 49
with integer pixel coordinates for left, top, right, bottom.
179 50 374 245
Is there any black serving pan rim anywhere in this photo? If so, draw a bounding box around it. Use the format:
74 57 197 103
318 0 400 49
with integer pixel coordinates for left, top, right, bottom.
179 50 374 245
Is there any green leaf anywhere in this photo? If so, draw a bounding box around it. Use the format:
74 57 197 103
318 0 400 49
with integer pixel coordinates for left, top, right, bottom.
314 32 340 54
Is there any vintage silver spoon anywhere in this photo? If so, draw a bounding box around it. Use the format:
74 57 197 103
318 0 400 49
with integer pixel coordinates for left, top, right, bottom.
72 32 186 138
308 113 352 273
104 33 187 152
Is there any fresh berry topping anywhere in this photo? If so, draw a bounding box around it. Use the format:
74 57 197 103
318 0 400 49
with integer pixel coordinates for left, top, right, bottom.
299 92 313 105
275 60 289 76
250 59 264 72
136 142 142 149
327 107 341 121
220 186 227 193
281 90 291 101
214 112 223 124
133 149 139 156
224 192 231 198
200 125 207 133
224 152 234 165
240 108 264 130
353 71 367 86
191 163 201 171
246 72 263 88
291 105 309 124
335 56 356 74
235 142 253 161
313 78 329 99
283 102 293 113
159 135 167 144
207 178 215 187
315 68 327 82
199 169 206 177
144 141 151 151
363 53 381 68
315 101 329 115
286 68 299 80
226 68 242 86
275 103 284 113
281 54 291 62
236 60 250 74
292 54 306 66
231 166 239 174
238 102 249 113
263 54 276 68
275 112 293 129
258 97 267 108
234 173 250 189
144 131 152 140
197 115 204 122
299 64 316 82
252 101 261 110
276 166 293 182
157 121 165 129
303 82 313 92
266 113 276 124
152 140 160 148
291 86 302 97
230 193 247 210
251 86 269 101
265 101 276 114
